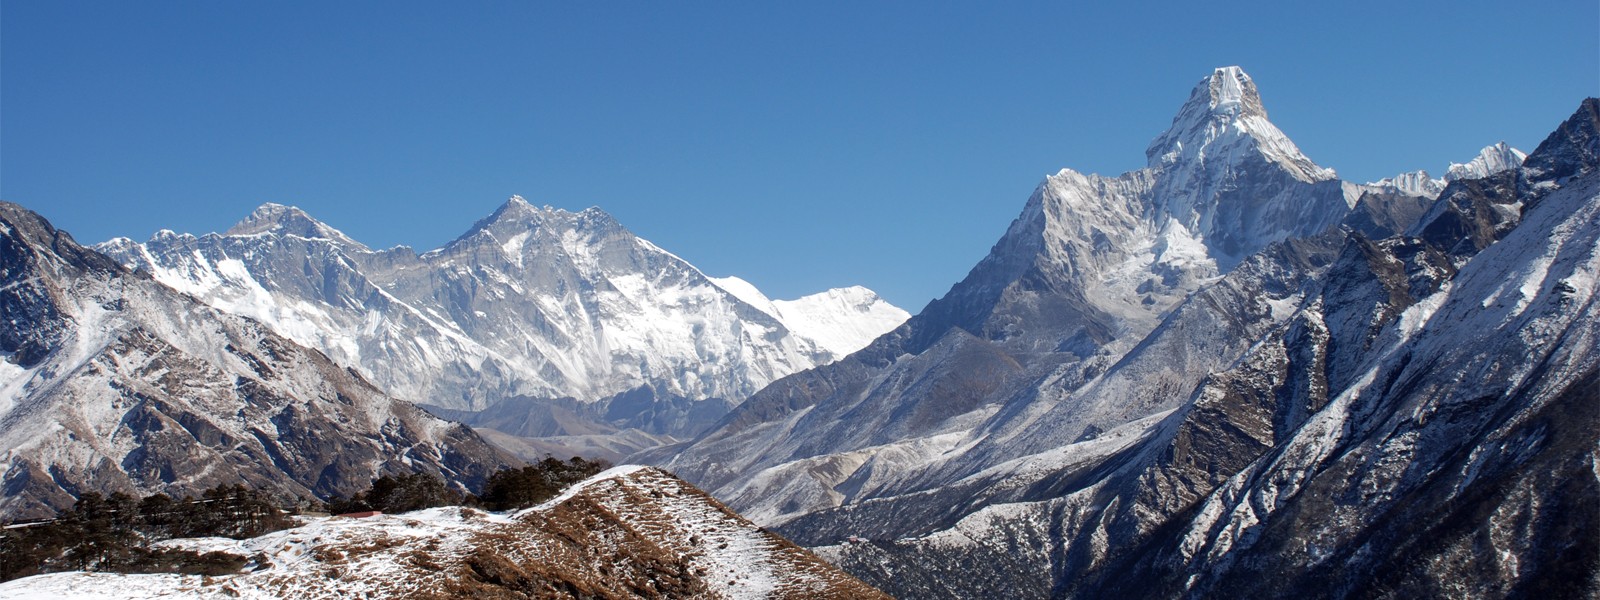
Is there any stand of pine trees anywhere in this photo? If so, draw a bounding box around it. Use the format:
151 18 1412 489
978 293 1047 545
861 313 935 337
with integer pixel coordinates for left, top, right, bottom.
0 484 292 582
477 456 610 511
0 456 612 583
326 456 611 514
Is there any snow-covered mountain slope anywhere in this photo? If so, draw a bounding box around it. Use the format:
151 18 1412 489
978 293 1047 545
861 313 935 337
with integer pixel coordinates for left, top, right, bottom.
710 277 909 357
649 66 1360 526
1447 140 1528 182
97 198 907 444
0 467 889 599
0 202 517 520
806 98 1600 599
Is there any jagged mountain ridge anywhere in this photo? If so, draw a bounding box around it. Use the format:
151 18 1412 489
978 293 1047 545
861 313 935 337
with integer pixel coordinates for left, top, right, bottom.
814 98 1599 599
650 66 1369 526
97 197 907 447
0 202 518 519
1447 140 1529 182
0 466 891 599
1369 141 1528 199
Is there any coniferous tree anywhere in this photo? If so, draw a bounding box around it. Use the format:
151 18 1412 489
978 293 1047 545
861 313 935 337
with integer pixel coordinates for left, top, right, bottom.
363 473 459 514
137 493 178 539
479 456 610 511
0 461 615 583
0 484 296 583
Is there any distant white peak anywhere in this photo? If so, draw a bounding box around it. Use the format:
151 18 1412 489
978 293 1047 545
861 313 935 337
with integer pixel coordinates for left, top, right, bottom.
1370 170 1446 198
464 197 557 237
482 195 542 222
771 285 910 357
128 229 199 248
453 198 633 257
773 286 887 315
93 236 150 257
709 276 909 357
709 275 780 316
1444 141 1527 182
808 285 878 302
482 197 618 228
1146 66 1335 183
224 203 367 249
500 195 603 215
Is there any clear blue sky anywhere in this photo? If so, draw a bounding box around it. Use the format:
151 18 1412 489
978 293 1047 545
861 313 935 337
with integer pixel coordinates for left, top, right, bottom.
4 1 1595 311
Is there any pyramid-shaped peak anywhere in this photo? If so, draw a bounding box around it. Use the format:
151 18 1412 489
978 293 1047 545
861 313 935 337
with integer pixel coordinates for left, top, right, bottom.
479 195 618 227
242 202 310 222
225 203 366 249
451 197 629 251
483 194 541 221
1146 66 1332 182
1202 66 1267 119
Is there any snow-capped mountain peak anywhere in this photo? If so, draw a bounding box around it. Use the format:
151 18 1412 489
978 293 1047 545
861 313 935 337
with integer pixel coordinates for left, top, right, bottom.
709 277 911 357
1198 65 1265 118
452 196 626 251
1146 66 1334 183
483 194 541 224
707 275 781 316
772 286 910 357
1135 67 1351 269
1444 141 1527 182
224 202 366 249
95 195 909 453
1370 169 1446 197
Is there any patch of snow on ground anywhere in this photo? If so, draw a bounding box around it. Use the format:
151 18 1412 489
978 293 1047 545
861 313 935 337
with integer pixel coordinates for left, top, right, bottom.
0 356 36 420
499 230 530 267
518 463 650 517
0 572 226 600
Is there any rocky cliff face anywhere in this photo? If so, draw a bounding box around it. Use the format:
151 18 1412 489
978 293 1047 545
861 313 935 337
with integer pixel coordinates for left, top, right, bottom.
0 202 517 519
0 467 890 599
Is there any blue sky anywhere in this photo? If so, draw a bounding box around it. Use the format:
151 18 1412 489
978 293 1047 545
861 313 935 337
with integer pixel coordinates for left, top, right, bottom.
3 1 1595 311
